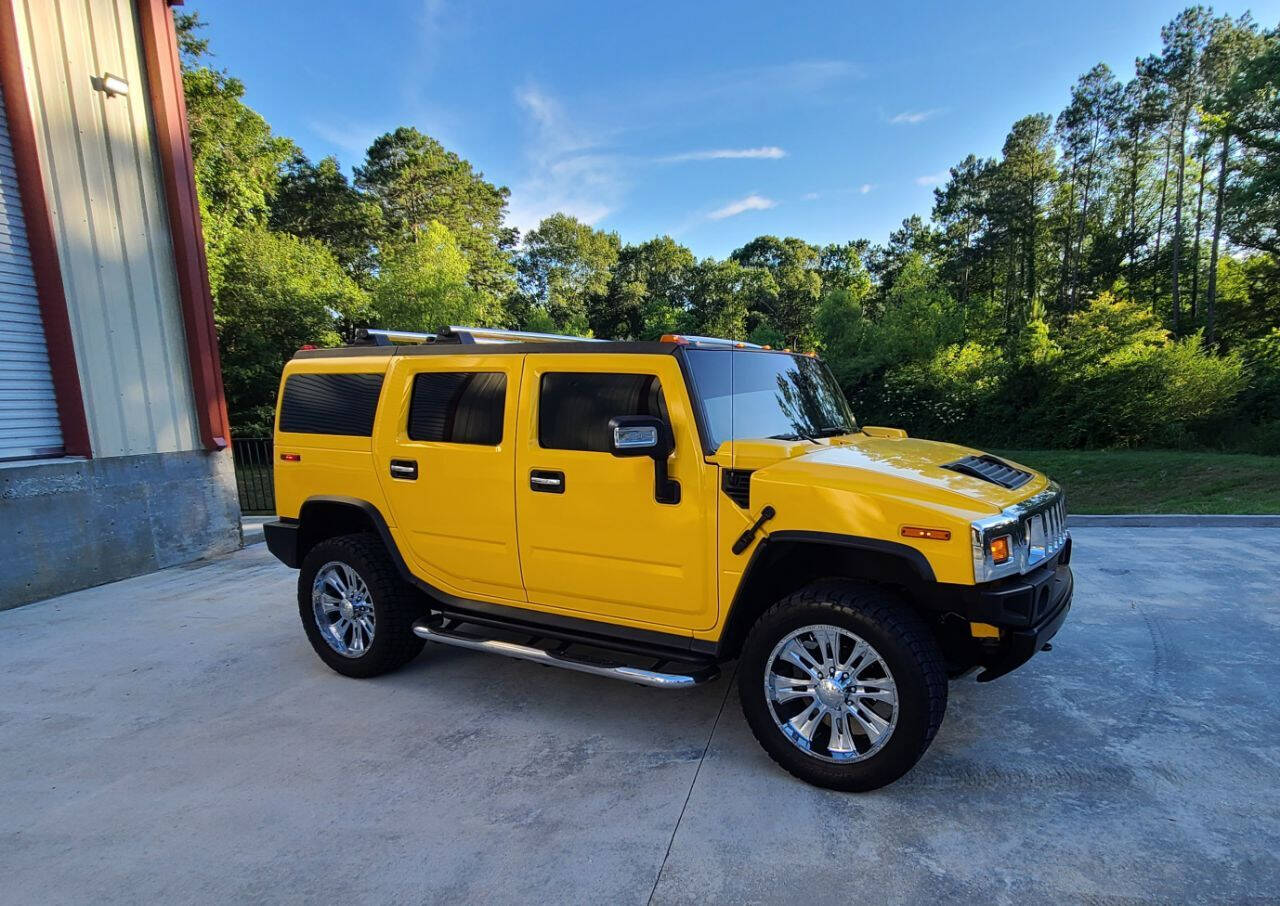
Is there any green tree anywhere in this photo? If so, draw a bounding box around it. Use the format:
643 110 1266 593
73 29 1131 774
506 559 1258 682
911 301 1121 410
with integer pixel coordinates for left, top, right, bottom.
595 237 696 339
730 236 823 347
1201 15 1266 342
355 127 517 296
370 221 504 335
214 226 366 433
1222 26 1280 256
1055 64 1123 310
515 214 620 334
269 153 384 282
684 258 763 340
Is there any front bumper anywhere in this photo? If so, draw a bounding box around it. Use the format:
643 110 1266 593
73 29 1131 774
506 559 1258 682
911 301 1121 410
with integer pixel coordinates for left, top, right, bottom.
973 563 1072 682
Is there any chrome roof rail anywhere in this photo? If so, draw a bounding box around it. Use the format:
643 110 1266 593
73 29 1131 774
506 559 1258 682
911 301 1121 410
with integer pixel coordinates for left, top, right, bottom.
444 326 607 344
361 329 438 345
665 334 764 349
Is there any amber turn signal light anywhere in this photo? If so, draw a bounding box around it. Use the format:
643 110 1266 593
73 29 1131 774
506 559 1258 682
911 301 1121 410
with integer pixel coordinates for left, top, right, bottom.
989 534 1011 563
901 526 951 541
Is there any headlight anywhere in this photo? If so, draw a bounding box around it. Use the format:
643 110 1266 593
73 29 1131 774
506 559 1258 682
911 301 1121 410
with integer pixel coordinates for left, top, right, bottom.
970 483 1069 583
971 517 1026 582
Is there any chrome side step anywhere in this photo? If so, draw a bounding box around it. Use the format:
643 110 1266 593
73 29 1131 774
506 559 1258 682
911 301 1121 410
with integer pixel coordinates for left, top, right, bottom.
412 620 718 689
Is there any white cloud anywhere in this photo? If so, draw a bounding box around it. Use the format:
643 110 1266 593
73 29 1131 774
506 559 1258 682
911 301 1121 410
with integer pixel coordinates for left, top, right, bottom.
802 191 821 201
891 108 944 125
859 183 875 194
708 194 776 220
505 85 625 233
308 120 382 157
660 146 786 162
915 171 948 187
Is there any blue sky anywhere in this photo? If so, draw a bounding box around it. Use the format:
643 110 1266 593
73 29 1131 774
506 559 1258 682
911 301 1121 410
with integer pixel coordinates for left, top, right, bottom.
190 0 1280 258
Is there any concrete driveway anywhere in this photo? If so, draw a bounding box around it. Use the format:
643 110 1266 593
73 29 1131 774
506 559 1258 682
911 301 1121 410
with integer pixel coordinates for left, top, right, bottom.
2 527 1278 903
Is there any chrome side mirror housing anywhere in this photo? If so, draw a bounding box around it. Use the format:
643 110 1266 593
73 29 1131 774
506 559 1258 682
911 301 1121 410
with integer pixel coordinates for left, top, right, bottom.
608 416 671 458
608 416 678 504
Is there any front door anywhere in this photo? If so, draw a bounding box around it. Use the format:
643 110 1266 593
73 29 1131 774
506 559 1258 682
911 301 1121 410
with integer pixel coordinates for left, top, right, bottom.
376 354 525 603
514 354 717 632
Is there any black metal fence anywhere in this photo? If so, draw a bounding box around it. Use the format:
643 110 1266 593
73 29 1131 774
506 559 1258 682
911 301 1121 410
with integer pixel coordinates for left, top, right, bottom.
232 437 275 514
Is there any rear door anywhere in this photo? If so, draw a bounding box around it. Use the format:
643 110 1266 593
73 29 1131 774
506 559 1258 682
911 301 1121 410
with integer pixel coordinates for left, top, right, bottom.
513 353 718 632
376 353 525 602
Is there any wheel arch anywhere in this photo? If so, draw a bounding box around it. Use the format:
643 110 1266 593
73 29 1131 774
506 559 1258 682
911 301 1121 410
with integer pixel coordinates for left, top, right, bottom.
296 496 407 571
713 532 936 660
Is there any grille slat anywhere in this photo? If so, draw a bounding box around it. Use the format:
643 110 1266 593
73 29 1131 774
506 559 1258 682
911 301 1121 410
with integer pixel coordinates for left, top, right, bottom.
1022 490 1069 568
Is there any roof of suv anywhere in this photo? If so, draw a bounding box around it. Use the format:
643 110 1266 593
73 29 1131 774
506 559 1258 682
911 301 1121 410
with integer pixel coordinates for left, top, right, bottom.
292 340 684 360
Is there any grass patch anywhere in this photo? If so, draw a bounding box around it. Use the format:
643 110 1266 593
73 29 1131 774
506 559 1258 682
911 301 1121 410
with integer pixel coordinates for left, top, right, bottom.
995 449 1280 514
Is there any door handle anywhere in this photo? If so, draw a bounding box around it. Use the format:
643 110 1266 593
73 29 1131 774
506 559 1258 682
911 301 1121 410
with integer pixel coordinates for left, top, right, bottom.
390 459 418 480
529 469 564 493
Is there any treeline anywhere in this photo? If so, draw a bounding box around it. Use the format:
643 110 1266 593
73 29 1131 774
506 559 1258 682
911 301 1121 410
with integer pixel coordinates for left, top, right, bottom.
179 10 1280 450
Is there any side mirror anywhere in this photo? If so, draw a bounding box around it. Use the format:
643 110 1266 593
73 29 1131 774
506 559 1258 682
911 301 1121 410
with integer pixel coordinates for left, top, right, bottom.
608 416 679 504
608 416 670 457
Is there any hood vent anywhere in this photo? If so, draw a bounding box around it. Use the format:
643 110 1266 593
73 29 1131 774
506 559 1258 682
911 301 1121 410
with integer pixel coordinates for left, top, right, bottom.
722 469 752 508
942 454 1032 490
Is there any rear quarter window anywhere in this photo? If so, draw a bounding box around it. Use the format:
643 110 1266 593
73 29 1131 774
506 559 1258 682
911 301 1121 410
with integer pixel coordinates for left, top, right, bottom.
278 373 384 436
408 372 507 445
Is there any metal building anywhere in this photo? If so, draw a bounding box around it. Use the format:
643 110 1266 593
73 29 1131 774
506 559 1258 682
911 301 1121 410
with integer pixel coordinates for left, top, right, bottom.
0 0 240 607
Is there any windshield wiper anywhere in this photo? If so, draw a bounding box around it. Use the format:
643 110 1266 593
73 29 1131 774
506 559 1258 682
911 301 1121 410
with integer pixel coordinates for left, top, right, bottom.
811 426 852 438
769 431 820 444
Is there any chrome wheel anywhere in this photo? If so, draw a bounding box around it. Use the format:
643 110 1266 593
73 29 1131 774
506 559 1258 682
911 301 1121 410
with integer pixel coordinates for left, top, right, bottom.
764 624 899 763
312 561 375 658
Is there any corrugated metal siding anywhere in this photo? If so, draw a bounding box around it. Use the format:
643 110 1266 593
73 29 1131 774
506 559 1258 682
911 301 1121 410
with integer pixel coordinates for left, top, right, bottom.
0 87 65 461
12 0 199 458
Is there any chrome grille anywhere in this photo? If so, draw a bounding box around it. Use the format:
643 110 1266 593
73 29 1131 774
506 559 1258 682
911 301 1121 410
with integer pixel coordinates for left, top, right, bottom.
1022 490 1068 569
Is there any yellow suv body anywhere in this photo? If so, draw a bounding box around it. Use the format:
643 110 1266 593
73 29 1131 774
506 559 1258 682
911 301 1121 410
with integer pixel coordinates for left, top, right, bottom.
265 327 1073 791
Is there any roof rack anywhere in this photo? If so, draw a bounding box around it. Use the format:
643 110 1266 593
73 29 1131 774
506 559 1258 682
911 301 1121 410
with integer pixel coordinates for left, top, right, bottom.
359 326 608 346
659 333 765 349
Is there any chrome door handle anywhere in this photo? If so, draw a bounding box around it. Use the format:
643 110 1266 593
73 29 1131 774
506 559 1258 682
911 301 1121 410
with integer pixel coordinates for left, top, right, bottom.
390 459 418 480
530 470 564 493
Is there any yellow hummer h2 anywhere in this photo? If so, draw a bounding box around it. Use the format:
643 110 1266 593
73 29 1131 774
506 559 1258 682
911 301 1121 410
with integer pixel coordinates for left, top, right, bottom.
264 326 1073 791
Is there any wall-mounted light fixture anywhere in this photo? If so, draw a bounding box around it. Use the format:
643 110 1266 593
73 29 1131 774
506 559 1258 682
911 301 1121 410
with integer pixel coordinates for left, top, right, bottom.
92 73 129 98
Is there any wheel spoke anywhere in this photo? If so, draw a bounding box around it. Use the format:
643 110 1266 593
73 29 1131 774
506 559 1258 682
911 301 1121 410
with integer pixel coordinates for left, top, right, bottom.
779 638 823 677
813 627 841 672
849 704 891 742
769 674 815 704
855 682 897 705
828 713 858 755
788 704 828 743
323 571 348 597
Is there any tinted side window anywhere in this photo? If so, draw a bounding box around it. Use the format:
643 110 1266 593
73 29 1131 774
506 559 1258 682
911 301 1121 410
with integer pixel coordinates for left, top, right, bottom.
409 372 507 445
539 372 667 452
279 373 384 436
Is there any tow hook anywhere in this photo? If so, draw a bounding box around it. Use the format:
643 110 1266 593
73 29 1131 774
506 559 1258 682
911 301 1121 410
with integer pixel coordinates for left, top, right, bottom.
732 506 776 555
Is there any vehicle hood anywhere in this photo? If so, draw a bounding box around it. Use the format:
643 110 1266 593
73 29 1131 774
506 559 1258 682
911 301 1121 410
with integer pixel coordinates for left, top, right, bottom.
749 435 1049 515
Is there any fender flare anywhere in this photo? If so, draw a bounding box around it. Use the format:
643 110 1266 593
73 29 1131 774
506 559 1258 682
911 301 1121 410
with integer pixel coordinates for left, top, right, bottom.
697 530 937 658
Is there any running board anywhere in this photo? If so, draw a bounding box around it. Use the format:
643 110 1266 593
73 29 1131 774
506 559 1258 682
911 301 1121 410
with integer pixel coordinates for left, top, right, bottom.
412 619 718 689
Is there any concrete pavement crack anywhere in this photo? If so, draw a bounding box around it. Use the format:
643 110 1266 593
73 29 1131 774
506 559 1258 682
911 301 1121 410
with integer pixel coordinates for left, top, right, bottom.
646 664 738 906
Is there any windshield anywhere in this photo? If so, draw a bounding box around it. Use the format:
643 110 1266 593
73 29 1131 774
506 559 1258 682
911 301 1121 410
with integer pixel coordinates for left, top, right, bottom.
684 349 857 449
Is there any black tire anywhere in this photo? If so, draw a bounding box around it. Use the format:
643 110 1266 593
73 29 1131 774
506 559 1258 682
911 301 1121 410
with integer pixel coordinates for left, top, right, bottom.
298 533 427 678
738 580 947 791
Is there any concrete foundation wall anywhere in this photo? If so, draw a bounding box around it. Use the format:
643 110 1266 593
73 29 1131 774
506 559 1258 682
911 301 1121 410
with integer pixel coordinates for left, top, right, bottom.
0 450 242 608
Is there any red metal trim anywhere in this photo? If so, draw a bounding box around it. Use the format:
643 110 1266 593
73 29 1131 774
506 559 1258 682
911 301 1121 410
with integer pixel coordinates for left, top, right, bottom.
136 0 230 450
0 0 93 458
